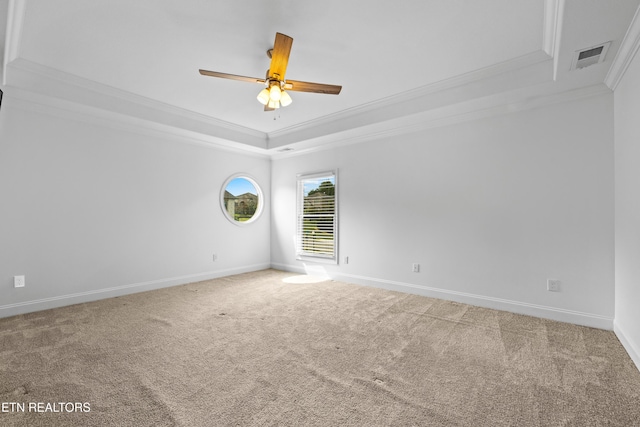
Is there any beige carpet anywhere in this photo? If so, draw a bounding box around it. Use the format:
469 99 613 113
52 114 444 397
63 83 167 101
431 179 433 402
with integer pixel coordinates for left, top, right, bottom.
1 269 639 426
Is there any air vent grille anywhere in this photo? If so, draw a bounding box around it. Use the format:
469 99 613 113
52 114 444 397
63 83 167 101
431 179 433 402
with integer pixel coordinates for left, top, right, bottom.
572 42 611 70
578 46 604 61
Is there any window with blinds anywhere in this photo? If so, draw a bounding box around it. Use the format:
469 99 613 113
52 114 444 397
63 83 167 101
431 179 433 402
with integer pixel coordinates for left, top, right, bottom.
296 171 337 262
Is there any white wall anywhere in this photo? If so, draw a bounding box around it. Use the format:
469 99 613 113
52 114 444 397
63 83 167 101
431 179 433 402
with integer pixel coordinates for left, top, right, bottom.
0 83 621 337
272 93 615 329
614 46 640 369
0 95 271 317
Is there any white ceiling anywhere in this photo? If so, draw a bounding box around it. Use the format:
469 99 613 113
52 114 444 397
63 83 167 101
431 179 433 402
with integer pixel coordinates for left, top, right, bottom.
2 0 640 154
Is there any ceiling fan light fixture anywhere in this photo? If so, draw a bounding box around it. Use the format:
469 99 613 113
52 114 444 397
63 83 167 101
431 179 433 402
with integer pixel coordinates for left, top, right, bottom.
257 88 270 105
280 90 293 107
200 33 342 112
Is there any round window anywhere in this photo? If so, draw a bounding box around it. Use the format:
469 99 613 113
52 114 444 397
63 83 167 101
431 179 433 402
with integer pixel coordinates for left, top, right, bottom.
220 175 263 225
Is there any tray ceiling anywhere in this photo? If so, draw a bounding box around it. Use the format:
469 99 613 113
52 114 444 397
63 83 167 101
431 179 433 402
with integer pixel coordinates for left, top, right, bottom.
2 0 640 153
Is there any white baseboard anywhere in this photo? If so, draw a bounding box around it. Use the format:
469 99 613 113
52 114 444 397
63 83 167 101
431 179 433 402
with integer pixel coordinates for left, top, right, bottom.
271 262 311 275
271 262 318 279
271 263 614 330
0 263 270 319
614 321 640 373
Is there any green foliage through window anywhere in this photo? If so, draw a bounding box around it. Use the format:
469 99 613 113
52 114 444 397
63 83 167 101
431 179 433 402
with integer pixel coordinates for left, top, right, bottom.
221 176 262 225
297 173 337 261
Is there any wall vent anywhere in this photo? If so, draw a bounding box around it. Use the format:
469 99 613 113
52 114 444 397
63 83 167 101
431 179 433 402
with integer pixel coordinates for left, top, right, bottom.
571 42 611 70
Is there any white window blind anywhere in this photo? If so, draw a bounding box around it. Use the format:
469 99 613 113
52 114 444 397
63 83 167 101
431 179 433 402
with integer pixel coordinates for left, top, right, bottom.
296 171 337 262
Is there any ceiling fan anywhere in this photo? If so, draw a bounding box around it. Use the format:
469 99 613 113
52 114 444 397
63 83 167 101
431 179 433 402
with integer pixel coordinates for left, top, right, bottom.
199 32 342 111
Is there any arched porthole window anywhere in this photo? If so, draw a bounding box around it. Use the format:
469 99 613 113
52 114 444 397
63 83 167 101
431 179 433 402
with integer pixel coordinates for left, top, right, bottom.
220 174 264 225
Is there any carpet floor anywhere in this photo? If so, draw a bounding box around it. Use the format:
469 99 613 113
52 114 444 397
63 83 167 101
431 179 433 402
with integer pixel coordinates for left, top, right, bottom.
1 269 639 426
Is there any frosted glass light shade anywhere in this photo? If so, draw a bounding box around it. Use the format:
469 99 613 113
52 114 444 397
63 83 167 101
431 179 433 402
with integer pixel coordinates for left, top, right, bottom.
257 88 270 105
268 99 280 109
269 85 282 101
280 90 293 107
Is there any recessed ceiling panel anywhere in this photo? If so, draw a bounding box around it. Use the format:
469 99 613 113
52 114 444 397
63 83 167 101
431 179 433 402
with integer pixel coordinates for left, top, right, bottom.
17 0 544 133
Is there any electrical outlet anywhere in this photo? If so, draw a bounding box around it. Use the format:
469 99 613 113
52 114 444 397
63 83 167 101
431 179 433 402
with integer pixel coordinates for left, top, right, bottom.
212 254 217 261
412 263 420 273
547 279 561 292
14 275 25 288
344 256 349 264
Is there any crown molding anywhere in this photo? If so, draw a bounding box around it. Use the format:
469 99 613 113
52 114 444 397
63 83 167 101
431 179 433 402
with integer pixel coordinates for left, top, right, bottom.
543 0 565 81
2 0 26 85
5 58 268 148
4 85 270 158
605 3 640 90
5 59 611 163
268 50 552 149
543 0 563 57
6 53 610 162
6 50 557 156
270 83 611 160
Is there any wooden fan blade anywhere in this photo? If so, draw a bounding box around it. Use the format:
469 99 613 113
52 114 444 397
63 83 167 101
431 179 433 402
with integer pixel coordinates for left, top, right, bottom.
264 105 275 112
269 33 293 80
199 69 265 84
285 79 342 95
